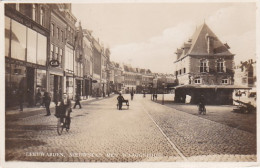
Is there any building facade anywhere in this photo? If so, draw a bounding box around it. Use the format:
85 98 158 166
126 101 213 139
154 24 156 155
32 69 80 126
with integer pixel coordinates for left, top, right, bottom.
173 23 235 105
5 4 50 107
49 4 67 103
83 29 94 98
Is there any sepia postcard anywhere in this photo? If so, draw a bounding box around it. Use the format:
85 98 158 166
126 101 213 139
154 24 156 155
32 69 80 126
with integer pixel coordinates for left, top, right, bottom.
0 0 259 168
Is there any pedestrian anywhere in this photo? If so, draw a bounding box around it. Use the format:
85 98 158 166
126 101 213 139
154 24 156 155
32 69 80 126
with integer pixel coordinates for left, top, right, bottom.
130 92 134 100
117 93 124 110
18 89 24 112
73 93 82 109
43 92 51 116
35 89 42 106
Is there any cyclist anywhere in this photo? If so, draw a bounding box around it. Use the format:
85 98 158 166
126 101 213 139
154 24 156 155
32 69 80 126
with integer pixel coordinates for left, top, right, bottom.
59 93 72 128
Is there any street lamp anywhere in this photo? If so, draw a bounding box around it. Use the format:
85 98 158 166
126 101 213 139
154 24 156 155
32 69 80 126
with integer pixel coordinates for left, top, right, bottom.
162 82 165 105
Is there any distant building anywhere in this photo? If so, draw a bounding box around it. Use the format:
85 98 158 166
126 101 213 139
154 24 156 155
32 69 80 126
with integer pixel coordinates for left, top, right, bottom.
173 23 238 105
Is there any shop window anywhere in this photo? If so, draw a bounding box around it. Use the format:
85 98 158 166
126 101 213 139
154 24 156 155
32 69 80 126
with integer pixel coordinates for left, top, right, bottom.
5 16 11 57
11 20 26 61
217 60 225 72
200 60 208 73
36 69 47 91
27 28 37 63
222 79 228 84
194 78 201 84
37 33 47 65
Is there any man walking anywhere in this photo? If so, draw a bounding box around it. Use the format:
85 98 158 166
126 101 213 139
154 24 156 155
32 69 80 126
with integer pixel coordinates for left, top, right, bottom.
117 93 124 110
73 93 82 109
43 92 51 116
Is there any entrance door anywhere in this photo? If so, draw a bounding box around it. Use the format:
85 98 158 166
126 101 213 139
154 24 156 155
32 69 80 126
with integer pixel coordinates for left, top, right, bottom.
26 67 35 106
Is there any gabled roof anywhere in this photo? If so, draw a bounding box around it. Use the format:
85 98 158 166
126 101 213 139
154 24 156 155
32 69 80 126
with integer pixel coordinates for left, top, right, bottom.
176 23 234 60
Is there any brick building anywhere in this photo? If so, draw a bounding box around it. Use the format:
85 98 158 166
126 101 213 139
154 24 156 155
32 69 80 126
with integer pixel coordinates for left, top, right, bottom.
173 23 237 105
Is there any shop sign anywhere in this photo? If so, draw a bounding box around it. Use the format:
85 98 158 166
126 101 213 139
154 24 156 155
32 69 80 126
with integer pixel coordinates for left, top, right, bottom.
49 60 60 67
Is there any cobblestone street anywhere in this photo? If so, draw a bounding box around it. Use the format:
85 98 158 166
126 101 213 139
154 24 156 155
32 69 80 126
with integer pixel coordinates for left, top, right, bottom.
5 94 256 162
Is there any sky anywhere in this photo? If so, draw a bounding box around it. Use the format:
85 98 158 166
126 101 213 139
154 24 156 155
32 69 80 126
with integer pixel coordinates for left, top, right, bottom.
72 2 256 73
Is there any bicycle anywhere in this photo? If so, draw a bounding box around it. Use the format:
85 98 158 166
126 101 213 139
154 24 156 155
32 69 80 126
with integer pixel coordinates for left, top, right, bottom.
198 103 206 115
55 106 71 135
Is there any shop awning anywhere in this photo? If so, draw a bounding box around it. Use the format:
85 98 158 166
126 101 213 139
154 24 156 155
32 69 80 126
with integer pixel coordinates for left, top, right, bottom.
170 84 251 90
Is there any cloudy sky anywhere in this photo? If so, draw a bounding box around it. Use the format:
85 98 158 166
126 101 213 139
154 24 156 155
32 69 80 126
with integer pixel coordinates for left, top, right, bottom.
72 2 256 73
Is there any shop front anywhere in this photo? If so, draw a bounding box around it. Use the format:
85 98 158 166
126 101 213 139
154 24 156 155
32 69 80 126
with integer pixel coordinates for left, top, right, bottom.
5 14 48 108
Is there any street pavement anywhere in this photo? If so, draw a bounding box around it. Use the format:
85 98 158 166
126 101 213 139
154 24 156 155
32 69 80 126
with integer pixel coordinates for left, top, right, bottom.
5 94 256 162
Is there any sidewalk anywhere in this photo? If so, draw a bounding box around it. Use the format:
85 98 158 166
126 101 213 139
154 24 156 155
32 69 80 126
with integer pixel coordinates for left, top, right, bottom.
6 94 115 116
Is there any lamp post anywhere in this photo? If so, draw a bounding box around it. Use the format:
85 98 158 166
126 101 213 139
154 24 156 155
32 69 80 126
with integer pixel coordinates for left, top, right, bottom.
162 82 165 105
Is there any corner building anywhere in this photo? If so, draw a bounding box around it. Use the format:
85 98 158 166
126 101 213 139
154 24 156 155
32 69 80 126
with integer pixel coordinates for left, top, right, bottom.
5 4 50 107
173 23 236 105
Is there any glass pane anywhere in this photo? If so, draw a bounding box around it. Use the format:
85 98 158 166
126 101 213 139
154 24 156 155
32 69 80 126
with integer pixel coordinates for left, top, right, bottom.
11 20 26 60
36 69 47 92
37 33 47 65
6 64 26 106
27 28 37 63
5 16 11 57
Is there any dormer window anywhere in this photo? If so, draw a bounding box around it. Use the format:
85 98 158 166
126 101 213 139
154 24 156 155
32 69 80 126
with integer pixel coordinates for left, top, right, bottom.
200 59 208 73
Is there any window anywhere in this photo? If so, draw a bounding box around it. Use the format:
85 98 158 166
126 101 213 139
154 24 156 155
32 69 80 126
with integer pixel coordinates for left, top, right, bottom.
16 4 20 11
200 60 208 73
194 78 201 84
59 48 63 66
183 68 186 73
55 46 59 60
57 27 59 39
5 16 11 57
222 79 228 84
51 24 54 36
217 60 225 72
51 44 54 59
37 33 47 65
175 71 178 76
179 69 182 75
32 4 36 21
61 30 64 42
27 28 37 63
40 8 44 26
11 20 26 61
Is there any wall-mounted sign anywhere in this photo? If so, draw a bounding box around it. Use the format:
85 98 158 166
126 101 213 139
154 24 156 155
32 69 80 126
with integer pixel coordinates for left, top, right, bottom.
49 60 60 67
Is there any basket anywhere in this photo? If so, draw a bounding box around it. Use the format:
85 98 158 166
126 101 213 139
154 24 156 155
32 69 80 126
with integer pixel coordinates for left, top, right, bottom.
55 106 65 118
